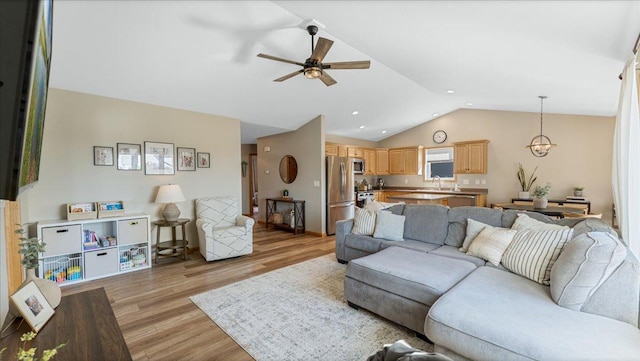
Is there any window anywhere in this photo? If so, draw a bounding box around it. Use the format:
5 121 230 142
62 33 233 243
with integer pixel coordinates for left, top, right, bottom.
424 147 455 181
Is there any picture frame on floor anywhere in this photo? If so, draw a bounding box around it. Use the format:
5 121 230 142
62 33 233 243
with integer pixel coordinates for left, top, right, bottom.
177 147 196 171
144 141 174 175
10 281 55 333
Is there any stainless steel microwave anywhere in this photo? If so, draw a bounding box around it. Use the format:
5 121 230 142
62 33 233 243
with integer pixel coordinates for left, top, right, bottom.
353 158 364 174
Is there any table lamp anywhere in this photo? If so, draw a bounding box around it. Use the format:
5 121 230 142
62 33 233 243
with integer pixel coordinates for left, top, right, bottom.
155 184 186 222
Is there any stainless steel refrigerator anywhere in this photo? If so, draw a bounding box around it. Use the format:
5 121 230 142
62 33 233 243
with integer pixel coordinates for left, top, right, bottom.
326 156 355 235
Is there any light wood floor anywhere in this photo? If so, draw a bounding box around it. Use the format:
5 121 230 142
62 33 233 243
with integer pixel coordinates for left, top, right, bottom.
61 224 336 361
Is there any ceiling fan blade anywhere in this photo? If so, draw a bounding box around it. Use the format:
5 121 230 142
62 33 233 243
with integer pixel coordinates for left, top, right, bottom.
323 60 371 70
311 37 334 63
274 70 303 82
319 71 337 86
257 53 304 67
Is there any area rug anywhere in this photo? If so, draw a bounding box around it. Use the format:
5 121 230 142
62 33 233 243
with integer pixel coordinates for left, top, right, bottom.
190 255 432 360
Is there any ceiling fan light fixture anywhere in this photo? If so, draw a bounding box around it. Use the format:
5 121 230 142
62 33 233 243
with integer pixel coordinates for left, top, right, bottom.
304 67 322 79
526 95 557 157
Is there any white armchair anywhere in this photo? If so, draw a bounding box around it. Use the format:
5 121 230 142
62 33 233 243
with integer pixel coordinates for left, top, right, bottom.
195 197 255 261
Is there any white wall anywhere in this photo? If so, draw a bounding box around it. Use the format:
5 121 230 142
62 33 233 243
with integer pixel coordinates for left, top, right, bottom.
19 89 242 243
257 116 325 234
377 108 615 222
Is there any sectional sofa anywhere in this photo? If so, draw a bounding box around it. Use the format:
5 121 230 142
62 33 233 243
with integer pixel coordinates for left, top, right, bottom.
335 204 640 361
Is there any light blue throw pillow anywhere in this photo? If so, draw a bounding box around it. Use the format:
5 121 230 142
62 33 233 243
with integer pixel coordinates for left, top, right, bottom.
372 210 405 241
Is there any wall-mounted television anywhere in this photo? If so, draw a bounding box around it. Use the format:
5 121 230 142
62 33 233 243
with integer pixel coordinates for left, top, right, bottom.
0 0 53 201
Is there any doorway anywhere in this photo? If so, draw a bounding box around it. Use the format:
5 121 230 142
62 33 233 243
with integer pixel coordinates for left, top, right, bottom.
248 154 258 218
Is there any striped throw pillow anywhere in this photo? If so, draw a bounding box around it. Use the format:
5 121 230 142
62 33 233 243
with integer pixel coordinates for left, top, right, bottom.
351 207 377 236
502 228 575 285
466 227 517 266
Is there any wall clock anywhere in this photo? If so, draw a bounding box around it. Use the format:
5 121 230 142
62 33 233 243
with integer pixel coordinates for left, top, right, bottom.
433 130 447 144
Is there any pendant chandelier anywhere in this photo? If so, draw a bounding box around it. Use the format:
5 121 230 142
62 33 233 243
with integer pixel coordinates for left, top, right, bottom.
526 95 556 157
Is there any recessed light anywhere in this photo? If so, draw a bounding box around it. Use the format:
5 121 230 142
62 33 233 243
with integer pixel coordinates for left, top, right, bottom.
381 130 387 134
352 111 359 115
433 113 439 117
359 125 365 129
446 89 455 94
466 102 473 106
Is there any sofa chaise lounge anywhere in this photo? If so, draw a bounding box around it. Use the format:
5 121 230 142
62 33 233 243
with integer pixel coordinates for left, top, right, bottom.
335 204 640 361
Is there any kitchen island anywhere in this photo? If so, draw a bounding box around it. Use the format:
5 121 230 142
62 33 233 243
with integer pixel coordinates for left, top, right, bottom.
377 188 487 207
386 193 451 205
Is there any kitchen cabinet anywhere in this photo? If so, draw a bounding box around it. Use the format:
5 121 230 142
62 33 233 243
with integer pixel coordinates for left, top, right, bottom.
376 149 389 175
389 146 423 175
325 143 348 157
363 148 377 175
325 143 338 156
454 140 489 174
348 147 364 158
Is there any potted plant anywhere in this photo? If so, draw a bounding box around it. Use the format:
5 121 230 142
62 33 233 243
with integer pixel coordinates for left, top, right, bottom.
15 226 61 308
532 183 551 208
573 186 585 197
517 163 538 199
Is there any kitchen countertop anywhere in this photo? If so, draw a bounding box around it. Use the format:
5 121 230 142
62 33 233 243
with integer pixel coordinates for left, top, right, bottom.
386 193 451 201
371 187 487 196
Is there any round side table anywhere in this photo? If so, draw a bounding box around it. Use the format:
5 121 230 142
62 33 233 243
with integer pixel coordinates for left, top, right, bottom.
152 218 189 263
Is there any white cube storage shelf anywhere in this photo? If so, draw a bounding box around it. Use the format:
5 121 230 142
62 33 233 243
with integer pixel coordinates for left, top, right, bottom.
37 214 151 285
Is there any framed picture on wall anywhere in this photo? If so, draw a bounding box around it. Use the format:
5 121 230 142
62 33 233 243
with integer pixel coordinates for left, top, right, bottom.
10 281 55 333
117 143 141 170
197 152 210 168
177 147 196 171
144 141 174 175
94 146 114 166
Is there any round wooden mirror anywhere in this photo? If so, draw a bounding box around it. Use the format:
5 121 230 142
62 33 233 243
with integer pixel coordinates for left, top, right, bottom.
279 155 298 184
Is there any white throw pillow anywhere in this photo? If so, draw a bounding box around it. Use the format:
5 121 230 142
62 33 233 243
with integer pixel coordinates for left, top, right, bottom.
372 210 405 241
459 219 506 252
502 228 575 285
466 227 517 266
364 202 385 212
511 213 568 231
351 207 377 236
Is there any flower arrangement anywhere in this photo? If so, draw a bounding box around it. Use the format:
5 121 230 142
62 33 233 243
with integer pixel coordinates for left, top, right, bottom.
0 332 65 361
532 183 551 198
517 163 538 192
15 226 46 269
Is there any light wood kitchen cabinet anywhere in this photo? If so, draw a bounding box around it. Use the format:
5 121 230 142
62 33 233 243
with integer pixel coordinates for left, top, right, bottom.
348 147 364 158
376 149 389 175
325 143 338 156
325 143 348 157
389 146 423 175
363 148 377 175
454 140 489 174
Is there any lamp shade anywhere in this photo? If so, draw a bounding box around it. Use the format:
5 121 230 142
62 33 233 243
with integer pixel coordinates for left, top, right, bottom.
155 184 186 204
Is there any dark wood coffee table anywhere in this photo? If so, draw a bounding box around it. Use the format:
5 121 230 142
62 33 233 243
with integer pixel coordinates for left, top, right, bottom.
0 287 131 360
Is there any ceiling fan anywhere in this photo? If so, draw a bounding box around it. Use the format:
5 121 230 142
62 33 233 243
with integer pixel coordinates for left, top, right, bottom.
257 25 370 86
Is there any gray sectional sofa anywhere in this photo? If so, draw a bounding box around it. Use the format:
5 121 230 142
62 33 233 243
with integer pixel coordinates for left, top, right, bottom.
335 205 640 361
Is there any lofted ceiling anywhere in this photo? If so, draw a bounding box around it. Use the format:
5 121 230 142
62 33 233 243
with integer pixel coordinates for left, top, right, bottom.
49 1 640 144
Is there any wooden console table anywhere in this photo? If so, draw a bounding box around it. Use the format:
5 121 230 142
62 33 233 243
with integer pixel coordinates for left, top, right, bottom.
265 198 305 234
0 287 131 360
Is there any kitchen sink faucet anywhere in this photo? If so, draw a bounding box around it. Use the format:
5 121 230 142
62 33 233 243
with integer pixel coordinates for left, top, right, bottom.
433 176 442 190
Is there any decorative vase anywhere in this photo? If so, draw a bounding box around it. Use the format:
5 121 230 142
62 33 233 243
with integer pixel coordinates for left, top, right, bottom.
574 190 583 197
533 197 548 209
518 191 530 199
22 268 61 308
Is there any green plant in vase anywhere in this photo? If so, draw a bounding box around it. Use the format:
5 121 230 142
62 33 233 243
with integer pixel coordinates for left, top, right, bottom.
532 183 551 208
573 186 585 197
517 163 537 199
